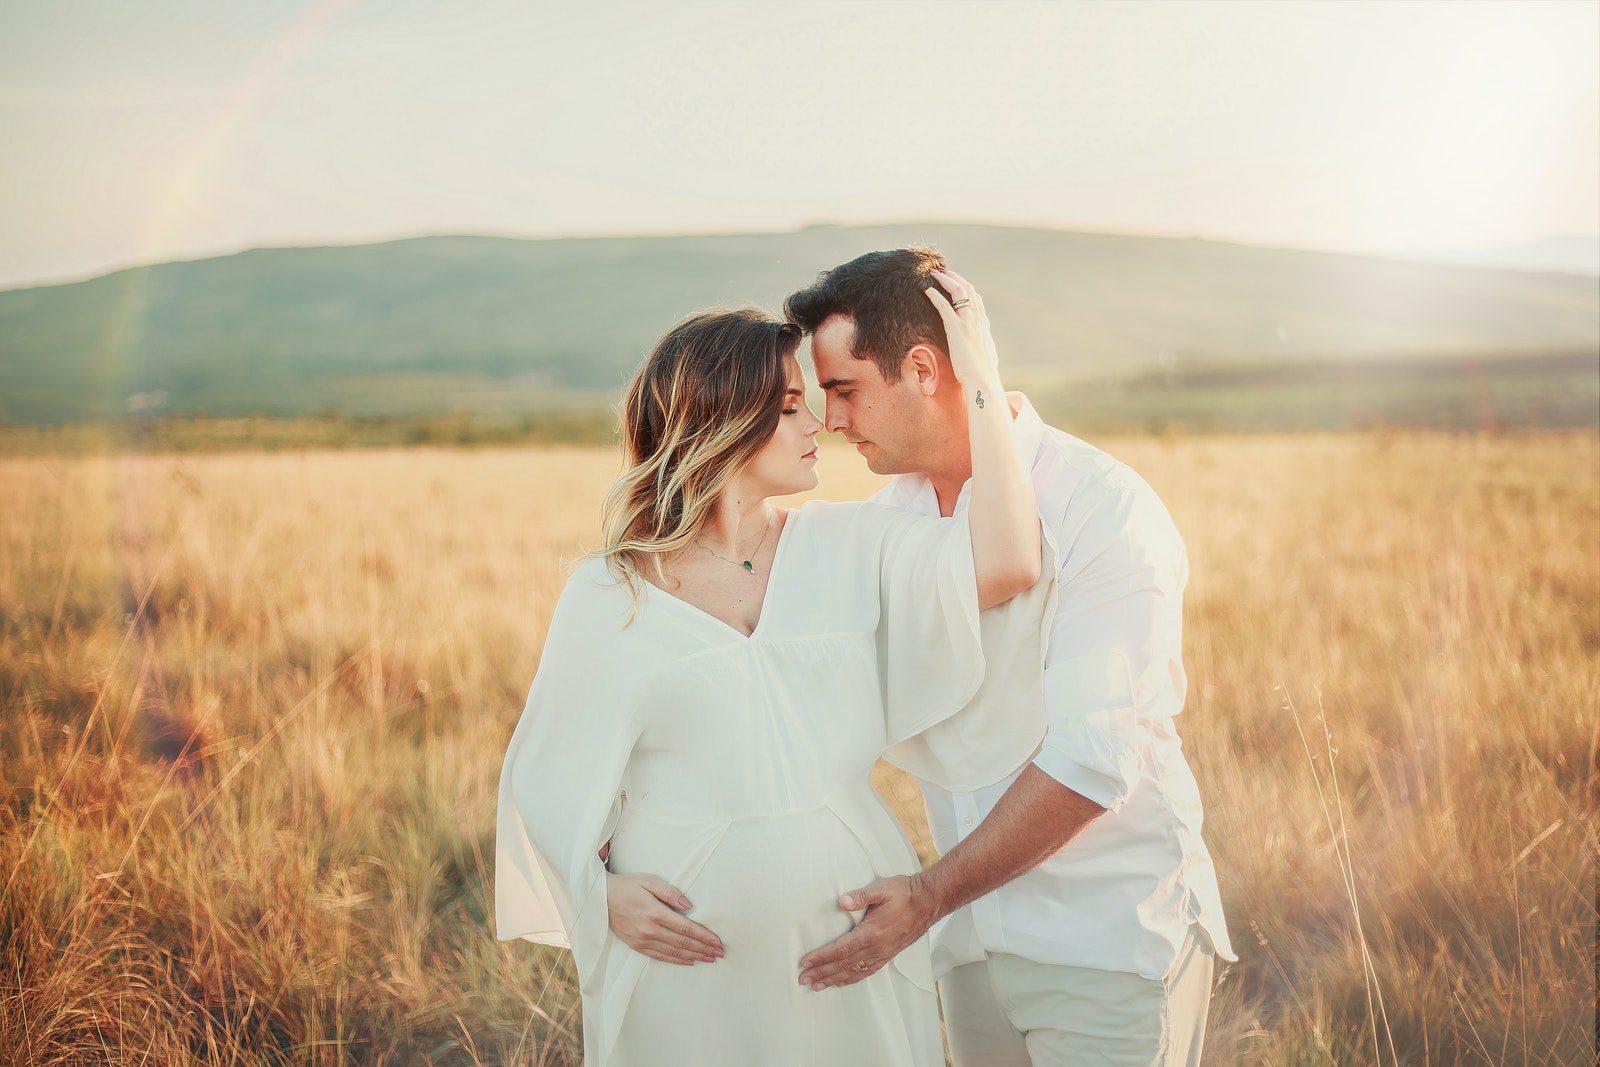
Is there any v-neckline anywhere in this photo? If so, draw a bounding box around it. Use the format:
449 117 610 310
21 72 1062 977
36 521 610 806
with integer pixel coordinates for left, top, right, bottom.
645 507 800 642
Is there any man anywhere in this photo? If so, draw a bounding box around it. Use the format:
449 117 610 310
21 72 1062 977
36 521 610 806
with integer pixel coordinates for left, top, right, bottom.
785 247 1236 1066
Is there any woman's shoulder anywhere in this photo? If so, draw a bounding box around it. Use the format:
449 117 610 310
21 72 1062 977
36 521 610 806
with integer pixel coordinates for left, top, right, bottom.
547 554 646 634
798 496 957 540
564 551 619 585
787 499 946 569
557 553 619 598
792 496 920 530
790 498 875 547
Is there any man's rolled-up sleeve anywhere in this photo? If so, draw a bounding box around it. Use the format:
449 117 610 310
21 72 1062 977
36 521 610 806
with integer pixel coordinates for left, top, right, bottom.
1032 485 1187 814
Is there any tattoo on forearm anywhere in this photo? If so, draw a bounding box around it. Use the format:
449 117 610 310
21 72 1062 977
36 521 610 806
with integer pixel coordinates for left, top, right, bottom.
975 390 986 409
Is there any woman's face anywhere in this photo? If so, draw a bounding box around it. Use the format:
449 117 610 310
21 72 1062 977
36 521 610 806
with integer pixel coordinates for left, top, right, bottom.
744 356 823 498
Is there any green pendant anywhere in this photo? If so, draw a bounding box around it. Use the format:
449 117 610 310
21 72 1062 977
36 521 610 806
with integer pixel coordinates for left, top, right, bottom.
742 560 754 573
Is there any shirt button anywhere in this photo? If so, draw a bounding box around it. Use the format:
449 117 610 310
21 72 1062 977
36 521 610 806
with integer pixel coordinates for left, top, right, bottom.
964 817 974 825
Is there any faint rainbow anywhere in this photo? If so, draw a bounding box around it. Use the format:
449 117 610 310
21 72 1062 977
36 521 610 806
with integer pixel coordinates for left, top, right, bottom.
105 0 362 607
104 0 363 427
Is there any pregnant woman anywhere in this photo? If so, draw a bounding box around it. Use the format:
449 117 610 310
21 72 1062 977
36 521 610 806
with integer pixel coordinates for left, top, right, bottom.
496 273 1058 1065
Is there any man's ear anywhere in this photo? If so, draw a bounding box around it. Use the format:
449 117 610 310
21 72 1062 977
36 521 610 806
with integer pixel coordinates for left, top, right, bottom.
904 344 944 397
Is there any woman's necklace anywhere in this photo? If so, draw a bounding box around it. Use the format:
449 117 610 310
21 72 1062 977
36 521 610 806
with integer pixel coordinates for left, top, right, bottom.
696 513 774 574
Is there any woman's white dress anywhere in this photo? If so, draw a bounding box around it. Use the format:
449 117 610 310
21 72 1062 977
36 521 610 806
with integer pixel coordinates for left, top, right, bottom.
496 499 1059 1065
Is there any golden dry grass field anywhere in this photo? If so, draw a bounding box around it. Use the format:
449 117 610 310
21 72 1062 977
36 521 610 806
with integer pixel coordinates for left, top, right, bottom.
2 432 1596 1065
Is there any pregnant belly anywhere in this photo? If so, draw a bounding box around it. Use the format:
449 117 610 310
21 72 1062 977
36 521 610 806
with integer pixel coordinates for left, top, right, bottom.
603 797 940 1065
608 803 886 969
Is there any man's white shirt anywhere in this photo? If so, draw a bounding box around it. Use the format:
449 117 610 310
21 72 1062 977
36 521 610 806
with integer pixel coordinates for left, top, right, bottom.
871 391 1237 982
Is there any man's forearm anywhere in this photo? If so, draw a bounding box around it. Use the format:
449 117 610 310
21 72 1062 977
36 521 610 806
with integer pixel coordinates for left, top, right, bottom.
912 764 1107 920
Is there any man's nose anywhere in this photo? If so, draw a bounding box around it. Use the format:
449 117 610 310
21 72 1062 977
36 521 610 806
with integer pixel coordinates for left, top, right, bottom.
824 401 848 435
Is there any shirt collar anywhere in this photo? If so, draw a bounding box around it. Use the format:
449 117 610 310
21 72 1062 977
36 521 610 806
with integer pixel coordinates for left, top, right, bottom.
1007 390 1047 470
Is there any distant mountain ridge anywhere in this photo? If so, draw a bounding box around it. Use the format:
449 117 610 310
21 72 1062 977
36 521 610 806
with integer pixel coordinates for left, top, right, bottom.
1 222 1595 424
1398 234 1600 277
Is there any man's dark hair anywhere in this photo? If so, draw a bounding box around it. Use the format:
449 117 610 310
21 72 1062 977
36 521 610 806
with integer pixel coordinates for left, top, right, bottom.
783 245 949 382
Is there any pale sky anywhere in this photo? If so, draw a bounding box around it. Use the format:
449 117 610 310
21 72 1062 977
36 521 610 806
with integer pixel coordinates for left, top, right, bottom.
2 0 1596 289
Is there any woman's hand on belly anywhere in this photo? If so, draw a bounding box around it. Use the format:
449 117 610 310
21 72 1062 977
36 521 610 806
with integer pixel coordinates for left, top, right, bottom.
606 872 727 965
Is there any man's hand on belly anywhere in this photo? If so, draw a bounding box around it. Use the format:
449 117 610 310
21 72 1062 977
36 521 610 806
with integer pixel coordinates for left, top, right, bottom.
795 874 939 990
607 872 726 966
797 766 1106 990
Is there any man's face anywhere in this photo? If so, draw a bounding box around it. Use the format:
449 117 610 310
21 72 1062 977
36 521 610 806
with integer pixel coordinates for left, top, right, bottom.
808 314 928 475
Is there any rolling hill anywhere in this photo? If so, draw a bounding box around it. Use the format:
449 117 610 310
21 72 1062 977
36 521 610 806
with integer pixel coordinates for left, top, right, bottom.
0 223 1595 425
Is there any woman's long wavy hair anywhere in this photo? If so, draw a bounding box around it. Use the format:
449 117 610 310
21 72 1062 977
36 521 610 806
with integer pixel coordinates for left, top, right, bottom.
582 308 802 620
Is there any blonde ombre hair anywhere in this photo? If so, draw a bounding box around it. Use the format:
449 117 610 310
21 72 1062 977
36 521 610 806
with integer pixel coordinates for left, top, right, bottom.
584 308 802 618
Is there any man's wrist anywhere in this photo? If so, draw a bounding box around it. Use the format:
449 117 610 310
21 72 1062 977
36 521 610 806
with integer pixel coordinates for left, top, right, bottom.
907 867 952 925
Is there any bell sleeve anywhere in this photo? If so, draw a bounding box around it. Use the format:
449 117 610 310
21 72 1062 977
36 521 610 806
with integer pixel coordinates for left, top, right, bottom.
869 503 1061 791
494 562 642 997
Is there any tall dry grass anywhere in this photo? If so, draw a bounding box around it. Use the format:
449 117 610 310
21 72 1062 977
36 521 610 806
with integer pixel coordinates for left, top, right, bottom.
2 432 1595 1064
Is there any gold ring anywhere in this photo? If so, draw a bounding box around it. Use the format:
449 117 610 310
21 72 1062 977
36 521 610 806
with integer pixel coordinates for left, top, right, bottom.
950 298 972 310
854 961 871 972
